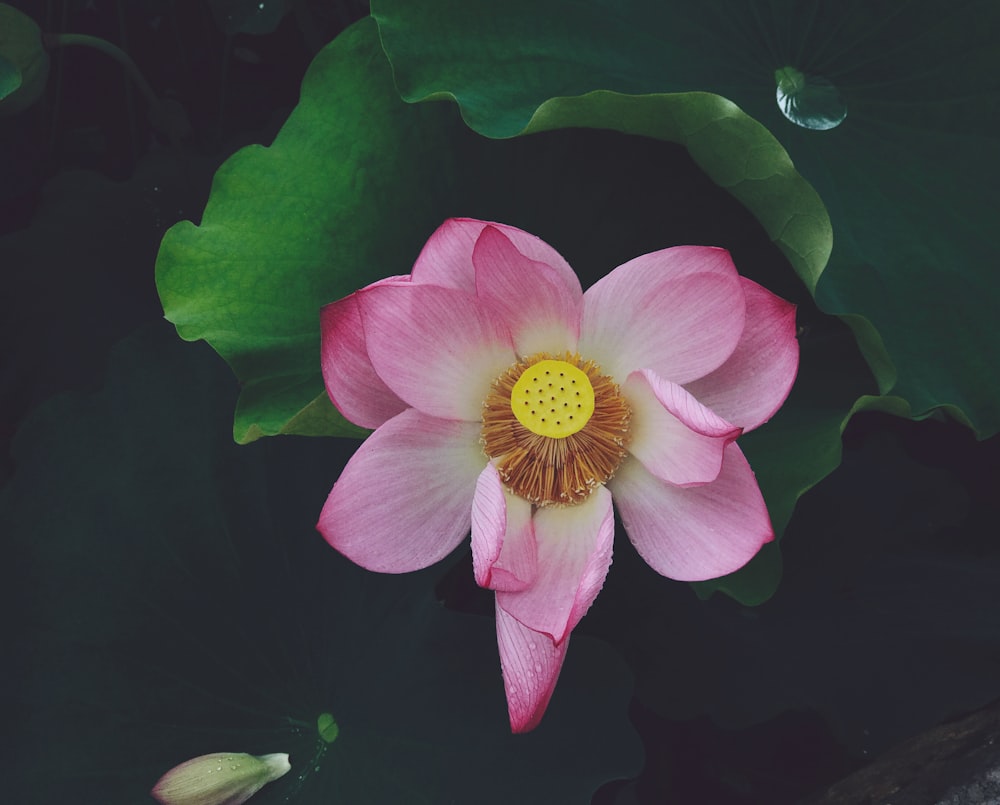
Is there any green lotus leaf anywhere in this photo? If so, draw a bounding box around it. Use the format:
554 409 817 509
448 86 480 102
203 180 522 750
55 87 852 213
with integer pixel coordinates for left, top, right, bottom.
371 0 1000 438
521 90 832 299
0 3 50 115
0 54 22 101
3 323 641 804
155 19 459 442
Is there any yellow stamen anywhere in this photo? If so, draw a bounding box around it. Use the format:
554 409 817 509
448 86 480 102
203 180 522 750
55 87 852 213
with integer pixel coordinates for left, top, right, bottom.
482 353 631 506
510 359 595 438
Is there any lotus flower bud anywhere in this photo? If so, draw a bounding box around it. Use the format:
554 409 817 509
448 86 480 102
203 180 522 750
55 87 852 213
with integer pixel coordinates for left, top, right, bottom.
151 752 291 805
0 4 50 116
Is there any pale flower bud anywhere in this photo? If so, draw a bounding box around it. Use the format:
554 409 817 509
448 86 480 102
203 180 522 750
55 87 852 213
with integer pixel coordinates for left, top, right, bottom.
151 752 291 805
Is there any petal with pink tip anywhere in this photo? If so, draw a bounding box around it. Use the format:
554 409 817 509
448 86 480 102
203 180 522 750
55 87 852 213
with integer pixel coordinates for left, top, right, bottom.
685 277 799 432
358 283 516 422
317 409 484 572
473 226 582 355
623 369 742 487
579 246 746 384
471 463 537 592
320 291 409 429
610 444 774 581
411 218 581 301
496 601 569 733
496 486 614 644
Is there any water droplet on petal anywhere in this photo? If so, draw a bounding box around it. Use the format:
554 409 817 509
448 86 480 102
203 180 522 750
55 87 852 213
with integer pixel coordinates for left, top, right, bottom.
534 662 542 673
775 66 847 131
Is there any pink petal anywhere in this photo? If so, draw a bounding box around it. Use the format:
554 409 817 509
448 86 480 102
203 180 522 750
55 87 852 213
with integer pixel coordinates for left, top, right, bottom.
685 277 799 432
317 409 484 572
472 226 582 355
320 291 409 430
471 464 505 585
611 443 774 581
357 282 516 422
623 369 742 487
578 246 747 384
495 600 569 733
471 463 537 592
410 218 581 302
496 486 614 644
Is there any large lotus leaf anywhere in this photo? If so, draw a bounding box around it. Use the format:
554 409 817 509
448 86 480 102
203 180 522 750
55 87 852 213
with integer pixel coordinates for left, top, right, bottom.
2 324 641 804
155 17 878 604
155 19 458 442
371 0 1000 438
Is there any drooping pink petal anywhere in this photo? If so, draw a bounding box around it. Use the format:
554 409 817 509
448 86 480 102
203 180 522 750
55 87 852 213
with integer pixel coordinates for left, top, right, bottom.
578 246 747 384
410 218 581 302
685 277 799 432
610 443 774 581
472 226 582 356
496 486 614 644
357 282 516 422
495 601 569 733
320 289 409 429
623 369 742 487
471 463 537 592
317 409 485 572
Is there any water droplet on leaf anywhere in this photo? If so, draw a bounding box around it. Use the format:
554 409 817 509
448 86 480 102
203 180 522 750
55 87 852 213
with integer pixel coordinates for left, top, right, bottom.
775 66 847 131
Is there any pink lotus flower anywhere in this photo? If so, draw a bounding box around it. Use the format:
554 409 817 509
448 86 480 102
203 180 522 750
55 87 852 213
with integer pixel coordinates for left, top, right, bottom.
318 218 798 732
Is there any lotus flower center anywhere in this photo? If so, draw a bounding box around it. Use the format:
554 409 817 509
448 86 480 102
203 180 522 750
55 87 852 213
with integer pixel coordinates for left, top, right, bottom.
510 359 595 438
482 353 631 506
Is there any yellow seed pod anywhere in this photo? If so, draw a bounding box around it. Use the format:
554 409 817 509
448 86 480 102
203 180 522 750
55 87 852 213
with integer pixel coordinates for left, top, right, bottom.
510 358 596 439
